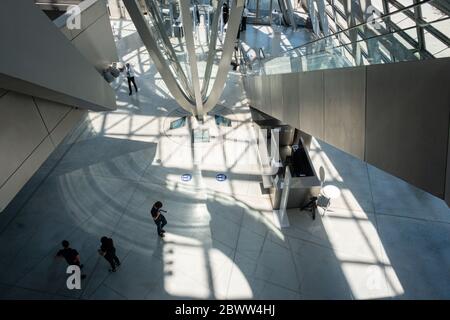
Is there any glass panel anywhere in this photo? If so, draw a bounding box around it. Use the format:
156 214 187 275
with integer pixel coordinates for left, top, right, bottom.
371 0 386 13
431 19 450 41
424 30 448 55
247 0 258 20
379 44 393 61
421 2 447 22
434 46 450 58
258 0 272 24
248 0 450 76
170 117 187 129
143 0 194 100
390 11 416 29
397 0 414 6
215 115 232 126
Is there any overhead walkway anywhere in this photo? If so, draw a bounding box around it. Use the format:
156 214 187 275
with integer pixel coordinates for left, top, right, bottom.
242 0 450 205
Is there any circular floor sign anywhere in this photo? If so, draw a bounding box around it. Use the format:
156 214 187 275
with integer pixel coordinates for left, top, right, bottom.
181 173 192 182
216 173 227 182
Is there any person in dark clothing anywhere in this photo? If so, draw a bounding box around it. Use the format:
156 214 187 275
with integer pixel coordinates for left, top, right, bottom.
300 196 318 220
151 201 167 238
291 144 311 177
98 236 121 272
195 4 200 25
222 2 229 25
126 63 138 95
55 240 86 279
240 6 248 31
231 45 239 70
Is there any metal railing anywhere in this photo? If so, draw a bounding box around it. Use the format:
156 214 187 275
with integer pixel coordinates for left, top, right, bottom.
249 0 449 75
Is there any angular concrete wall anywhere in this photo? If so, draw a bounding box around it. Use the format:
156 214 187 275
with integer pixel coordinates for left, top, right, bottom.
0 0 116 112
243 57 450 203
0 90 86 212
0 0 119 212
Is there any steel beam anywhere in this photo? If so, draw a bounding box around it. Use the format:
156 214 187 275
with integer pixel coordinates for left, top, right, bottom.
201 0 224 99
144 0 195 101
123 0 195 113
179 0 204 118
388 0 450 50
203 0 245 113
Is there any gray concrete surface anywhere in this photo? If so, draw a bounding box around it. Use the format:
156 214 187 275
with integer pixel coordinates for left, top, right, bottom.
0 0 120 211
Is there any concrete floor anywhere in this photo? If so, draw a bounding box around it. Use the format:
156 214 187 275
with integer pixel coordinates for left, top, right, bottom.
0 20 450 300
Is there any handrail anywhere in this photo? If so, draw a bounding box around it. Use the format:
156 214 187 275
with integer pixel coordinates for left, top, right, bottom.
259 48 265 59
293 15 449 60
264 0 436 61
251 13 449 75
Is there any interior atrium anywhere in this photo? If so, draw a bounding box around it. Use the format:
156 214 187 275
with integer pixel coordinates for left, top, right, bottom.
0 0 449 300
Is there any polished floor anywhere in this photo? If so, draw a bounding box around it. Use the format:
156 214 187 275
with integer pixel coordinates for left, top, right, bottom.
0 20 449 300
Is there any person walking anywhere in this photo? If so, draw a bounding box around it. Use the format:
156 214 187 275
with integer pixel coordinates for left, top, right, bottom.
98 236 121 272
151 201 167 238
195 3 200 25
126 63 138 95
222 2 229 26
241 6 248 31
55 240 86 279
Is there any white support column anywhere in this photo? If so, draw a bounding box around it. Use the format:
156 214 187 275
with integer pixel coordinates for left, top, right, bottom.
179 0 204 119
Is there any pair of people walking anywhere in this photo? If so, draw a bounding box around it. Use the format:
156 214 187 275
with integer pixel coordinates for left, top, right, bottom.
56 200 168 281
56 236 121 277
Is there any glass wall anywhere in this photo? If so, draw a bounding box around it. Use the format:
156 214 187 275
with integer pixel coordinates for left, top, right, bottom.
249 0 449 75
321 0 450 60
247 0 281 24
